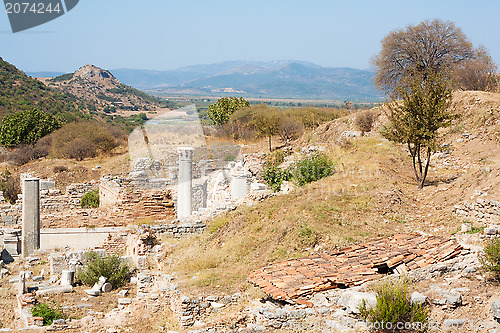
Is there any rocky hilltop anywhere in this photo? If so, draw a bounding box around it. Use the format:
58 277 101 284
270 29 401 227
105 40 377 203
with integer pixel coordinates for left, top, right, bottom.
44 64 170 116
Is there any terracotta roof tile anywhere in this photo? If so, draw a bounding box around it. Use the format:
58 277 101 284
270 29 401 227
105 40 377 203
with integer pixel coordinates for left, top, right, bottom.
248 233 463 301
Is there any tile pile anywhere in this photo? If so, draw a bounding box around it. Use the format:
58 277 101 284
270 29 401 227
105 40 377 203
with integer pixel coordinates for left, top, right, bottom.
249 233 463 301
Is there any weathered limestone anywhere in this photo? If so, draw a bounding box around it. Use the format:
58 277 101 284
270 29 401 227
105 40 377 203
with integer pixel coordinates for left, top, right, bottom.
2 229 21 259
337 290 377 314
85 276 107 296
22 178 40 258
60 270 74 287
35 285 72 296
177 147 195 219
101 282 112 293
19 271 27 294
230 169 247 201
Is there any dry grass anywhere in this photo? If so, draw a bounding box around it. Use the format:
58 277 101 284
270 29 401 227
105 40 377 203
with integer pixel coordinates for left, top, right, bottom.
163 91 500 294
163 136 420 294
0 275 16 330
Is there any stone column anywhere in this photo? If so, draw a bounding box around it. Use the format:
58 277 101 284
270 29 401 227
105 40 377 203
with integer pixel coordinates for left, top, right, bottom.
22 178 40 258
231 173 248 201
60 270 74 287
177 147 195 219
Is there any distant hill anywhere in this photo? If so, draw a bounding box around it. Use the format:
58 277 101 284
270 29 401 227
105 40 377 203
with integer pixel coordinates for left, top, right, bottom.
45 64 172 115
27 71 65 78
0 57 83 120
111 60 383 101
0 59 168 131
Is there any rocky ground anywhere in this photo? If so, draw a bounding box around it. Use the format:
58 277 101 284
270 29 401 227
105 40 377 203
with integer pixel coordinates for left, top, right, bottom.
2 91 500 332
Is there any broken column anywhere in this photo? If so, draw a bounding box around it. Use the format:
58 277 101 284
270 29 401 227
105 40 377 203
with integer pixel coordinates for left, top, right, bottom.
177 147 195 219
231 162 248 201
60 270 74 287
231 173 247 201
21 178 40 258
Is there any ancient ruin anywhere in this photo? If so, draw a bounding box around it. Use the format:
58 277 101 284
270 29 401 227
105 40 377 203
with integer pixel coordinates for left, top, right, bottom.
21 178 40 258
249 233 464 302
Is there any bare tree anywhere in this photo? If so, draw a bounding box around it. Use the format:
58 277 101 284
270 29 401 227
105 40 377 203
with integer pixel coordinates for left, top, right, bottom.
453 46 498 92
372 19 474 95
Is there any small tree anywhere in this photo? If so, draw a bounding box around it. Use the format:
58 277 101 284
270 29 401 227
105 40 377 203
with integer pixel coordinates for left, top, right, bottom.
355 110 377 135
382 71 455 188
207 97 250 126
252 106 280 151
0 108 61 147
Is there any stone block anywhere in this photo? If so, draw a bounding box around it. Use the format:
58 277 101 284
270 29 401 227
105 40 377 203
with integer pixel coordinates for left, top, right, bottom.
444 292 462 307
410 292 427 305
484 227 498 235
337 290 377 314
492 299 500 319
60 270 74 287
118 298 132 305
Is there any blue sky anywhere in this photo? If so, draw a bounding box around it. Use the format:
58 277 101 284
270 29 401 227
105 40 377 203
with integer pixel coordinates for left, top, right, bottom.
1 0 500 73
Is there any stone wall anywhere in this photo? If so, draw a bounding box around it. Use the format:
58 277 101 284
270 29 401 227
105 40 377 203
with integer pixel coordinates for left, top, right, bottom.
49 249 106 275
454 197 500 222
148 221 206 238
99 176 176 222
113 188 176 221
40 182 97 213
0 182 98 227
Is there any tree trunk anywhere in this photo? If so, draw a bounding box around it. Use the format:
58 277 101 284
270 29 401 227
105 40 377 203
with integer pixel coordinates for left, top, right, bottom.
418 147 432 189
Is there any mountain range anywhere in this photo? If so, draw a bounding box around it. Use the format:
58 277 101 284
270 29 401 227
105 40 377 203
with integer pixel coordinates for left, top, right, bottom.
29 61 383 101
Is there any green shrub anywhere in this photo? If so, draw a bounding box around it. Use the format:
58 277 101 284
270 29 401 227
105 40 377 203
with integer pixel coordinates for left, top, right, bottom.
80 189 99 208
480 237 500 279
48 121 124 160
77 251 131 288
360 278 429 332
263 150 292 192
289 153 334 186
31 302 63 326
297 223 317 246
263 152 334 191
0 108 61 147
223 154 236 162
263 165 291 192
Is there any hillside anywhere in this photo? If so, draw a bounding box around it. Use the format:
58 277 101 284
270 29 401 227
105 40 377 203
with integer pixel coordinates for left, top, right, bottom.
44 64 173 117
2 91 500 332
110 60 383 101
0 58 173 133
163 90 500 295
0 57 83 120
